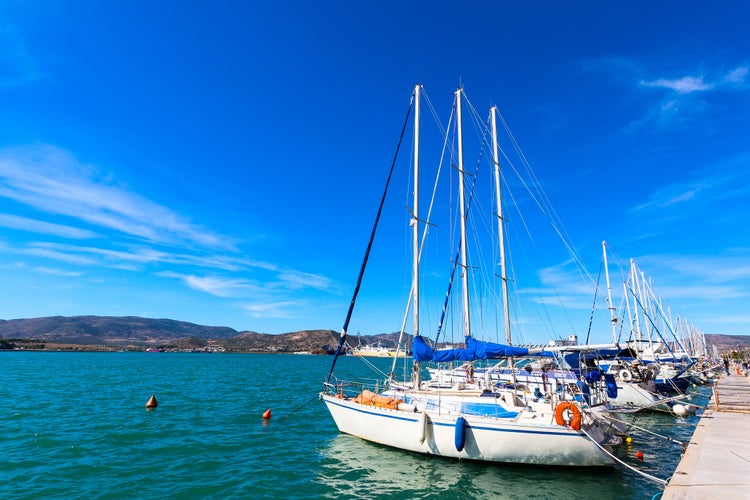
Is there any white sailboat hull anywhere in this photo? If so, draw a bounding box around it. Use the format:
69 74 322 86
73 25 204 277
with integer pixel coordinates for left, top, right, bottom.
609 381 672 412
321 393 614 467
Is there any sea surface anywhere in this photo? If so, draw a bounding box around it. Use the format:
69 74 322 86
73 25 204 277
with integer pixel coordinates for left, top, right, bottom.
1 352 708 499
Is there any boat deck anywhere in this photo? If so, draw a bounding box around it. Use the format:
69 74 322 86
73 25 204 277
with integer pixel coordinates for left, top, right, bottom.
662 371 750 499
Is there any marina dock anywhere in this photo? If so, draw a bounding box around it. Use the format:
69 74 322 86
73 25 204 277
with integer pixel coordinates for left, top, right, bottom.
662 371 750 499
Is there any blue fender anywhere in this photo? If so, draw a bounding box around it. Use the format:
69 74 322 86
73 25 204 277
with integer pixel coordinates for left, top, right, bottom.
604 373 618 399
454 417 467 452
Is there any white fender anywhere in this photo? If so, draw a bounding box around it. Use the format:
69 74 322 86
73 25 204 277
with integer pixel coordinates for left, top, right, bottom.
417 411 427 444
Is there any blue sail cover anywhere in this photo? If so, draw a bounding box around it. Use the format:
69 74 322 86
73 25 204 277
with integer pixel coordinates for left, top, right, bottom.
413 336 531 362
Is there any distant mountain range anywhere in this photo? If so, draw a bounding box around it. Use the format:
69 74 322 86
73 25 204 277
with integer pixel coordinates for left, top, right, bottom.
0 315 747 354
702 334 750 354
0 315 402 352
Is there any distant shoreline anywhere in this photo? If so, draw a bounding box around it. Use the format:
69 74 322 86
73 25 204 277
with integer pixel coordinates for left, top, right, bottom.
0 343 332 354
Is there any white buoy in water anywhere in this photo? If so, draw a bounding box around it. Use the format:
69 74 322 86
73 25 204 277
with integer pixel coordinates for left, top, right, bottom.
672 403 687 416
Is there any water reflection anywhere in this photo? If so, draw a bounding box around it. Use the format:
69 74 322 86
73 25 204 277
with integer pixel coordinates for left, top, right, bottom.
315 434 633 499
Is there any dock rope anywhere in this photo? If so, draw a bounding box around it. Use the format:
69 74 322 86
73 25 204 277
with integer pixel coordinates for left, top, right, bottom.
580 427 668 486
599 413 688 449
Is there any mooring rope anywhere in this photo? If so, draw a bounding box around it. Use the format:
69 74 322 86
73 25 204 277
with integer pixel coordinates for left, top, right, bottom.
580 427 668 486
600 413 689 448
277 394 321 422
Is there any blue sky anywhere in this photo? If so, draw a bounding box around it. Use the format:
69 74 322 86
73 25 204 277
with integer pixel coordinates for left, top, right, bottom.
0 1 749 342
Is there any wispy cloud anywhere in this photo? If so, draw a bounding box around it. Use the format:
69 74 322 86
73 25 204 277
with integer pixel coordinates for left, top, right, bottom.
640 65 748 94
638 253 750 287
628 157 750 218
277 270 333 291
629 178 712 214
0 213 99 239
5 240 274 275
12 261 83 277
723 66 748 85
640 75 714 94
516 260 598 311
517 251 750 338
25 243 153 270
157 271 322 322
242 301 304 319
0 144 230 249
32 266 82 277
158 272 264 298
636 64 749 124
0 142 342 324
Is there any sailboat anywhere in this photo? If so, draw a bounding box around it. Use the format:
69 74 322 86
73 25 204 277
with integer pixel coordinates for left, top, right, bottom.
321 85 621 466
580 242 680 413
595 244 696 401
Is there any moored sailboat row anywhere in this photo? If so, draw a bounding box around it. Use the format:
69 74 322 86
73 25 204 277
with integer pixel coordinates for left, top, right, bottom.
320 84 717 480
321 85 628 467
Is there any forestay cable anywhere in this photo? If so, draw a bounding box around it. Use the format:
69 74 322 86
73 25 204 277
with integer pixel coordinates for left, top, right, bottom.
326 95 414 383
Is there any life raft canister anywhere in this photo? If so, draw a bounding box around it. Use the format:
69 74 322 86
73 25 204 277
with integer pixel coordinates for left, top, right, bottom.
554 401 582 430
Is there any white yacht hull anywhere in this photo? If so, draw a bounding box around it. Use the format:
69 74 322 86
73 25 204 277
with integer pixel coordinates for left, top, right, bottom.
321 393 614 467
609 381 672 412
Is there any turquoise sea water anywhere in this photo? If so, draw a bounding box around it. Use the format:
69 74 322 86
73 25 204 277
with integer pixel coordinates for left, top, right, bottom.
1 352 706 499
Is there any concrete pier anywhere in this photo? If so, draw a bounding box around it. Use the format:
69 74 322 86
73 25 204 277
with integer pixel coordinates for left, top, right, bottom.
662 372 750 499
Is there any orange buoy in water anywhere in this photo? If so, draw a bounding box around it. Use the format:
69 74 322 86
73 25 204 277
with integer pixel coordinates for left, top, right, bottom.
146 394 158 409
262 409 272 420
636 451 644 460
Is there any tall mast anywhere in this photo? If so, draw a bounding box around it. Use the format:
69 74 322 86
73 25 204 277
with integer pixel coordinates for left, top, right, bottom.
410 84 422 389
629 259 643 342
602 241 618 343
490 106 511 345
456 88 471 339
412 84 421 341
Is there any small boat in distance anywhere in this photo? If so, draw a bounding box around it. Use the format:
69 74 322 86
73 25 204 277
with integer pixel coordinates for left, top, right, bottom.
350 341 407 358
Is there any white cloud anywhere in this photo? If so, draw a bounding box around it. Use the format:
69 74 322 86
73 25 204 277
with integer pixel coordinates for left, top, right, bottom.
628 169 749 216
0 213 98 239
277 270 333 291
5 239 267 274
23 245 105 267
640 65 748 95
242 301 302 318
182 275 261 297
722 65 748 84
157 271 260 297
514 261 599 311
640 76 713 94
0 144 230 249
33 267 82 277
639 254 750 286
632 64 749 127
0 143 341 320
646 283 748 301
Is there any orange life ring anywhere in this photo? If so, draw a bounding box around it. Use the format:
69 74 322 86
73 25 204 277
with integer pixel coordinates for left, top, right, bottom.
554 401 582 430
